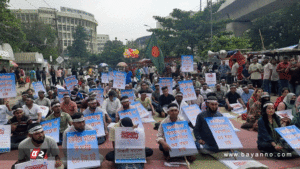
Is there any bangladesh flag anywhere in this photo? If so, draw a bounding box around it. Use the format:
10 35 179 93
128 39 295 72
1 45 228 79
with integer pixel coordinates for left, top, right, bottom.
145 33 165 75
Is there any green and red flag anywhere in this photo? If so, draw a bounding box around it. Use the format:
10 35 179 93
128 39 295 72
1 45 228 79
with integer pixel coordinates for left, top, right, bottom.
145 33 165 74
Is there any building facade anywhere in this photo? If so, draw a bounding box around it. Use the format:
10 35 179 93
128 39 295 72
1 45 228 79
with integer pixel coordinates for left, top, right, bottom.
11 7 98 54
97 34 109 53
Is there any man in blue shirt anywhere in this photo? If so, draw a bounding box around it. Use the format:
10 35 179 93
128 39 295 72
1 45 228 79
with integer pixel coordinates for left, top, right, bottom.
242 63 251 85
125 67 132 84
240 85 254 105
218 61 231 81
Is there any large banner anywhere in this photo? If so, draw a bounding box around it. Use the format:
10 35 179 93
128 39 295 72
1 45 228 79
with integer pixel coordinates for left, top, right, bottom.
159 77 173 95
67 130 101 169
276 109 294 120
113 71 127 89
40 118 60 143
57 89 70 103
182 104 202 126
206 117 243 149
89 88 104 105
101 72 109 84
275 125 300 155
121 89 135 103
205 73 217 87
131 101 150 118
115 128 146 163
32 81 46 98
64 75 78 90
0 73 16 98
181 55 194 72
84 112 105 137
162 121 198 157
118 108 143 129
0 125 11 153
178 80 197 101
15 159 55 169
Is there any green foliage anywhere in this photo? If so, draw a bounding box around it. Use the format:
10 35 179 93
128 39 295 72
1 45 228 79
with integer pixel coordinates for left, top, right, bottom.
68 25 88 58
98 40 125 66
247 2 300 50
20 21 58 61
0 0 25 51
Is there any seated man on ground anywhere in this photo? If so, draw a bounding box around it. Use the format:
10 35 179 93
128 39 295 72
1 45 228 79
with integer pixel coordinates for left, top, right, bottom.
115 96 135 122
225 85 246 111
158 86 175 117
137 91 156 115
102 91 121 122
22 96 42 123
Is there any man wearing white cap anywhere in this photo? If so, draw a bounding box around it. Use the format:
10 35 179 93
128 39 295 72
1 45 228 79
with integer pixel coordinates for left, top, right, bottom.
115 96 134 122
22 96 42 123
172 92 188 120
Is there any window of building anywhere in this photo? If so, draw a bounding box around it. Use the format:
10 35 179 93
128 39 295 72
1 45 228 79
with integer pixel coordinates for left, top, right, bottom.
64 40 67 46
63 33 66 39
68 40 71 46
71 26 74 32
71 19 74 24
63 25 66 31
67 18 70 23
68 33 71 38
67 26 70 31
58 17 61 22
59 33 62 38
62 17 65 23
75 19 78 25
58 25 62 31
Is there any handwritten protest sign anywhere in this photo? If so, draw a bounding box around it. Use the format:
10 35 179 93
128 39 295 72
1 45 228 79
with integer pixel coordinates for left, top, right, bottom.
40 118 60 143
276 109 294 120
205 73 217 87
57 89 70 103
162 121 198 157
230 103 247 114
182 104 202 126
118 108 143 129
0 73 16 98
181 55 194 72
89 88 104 105
159 77 173 95
15 159 55 169
275 125 300 155
64 75 78 90
131 101 150 118
121 89 135 103
109 71 114 81
39 106 49 119
32 81 46 98
113 71 127 89
178 80 197 101
84 112 105 137
67 130 101 169
115 127 146 163
0 125 10 153
101 72 109 83
206 117 243 149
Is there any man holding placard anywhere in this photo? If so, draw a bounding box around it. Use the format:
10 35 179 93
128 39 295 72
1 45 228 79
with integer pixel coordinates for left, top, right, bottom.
159 86 175 118
225 85 246 111
116 96 134 122
102 91 122 122
194 96 223 154
172 92 188 119
22 96 42 123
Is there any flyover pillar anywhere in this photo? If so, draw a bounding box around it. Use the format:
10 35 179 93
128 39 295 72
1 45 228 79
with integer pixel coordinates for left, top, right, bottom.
226 21 252 37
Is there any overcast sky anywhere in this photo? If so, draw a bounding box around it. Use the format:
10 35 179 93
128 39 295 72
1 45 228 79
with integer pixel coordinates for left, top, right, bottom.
8 0 213 44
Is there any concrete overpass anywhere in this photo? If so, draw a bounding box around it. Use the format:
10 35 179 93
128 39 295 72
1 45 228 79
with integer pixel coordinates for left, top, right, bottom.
217 0 300 36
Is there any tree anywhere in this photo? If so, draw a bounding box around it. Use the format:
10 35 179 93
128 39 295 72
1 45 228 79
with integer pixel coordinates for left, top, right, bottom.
247 2 300 50
0 0 25 51
20 21 58 61
100 39 125 67
68 25 88 58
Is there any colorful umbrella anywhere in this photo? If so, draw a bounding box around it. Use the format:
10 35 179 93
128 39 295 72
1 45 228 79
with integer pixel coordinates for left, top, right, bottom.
117 62 128 67
99 63 108 67
9 60 18 67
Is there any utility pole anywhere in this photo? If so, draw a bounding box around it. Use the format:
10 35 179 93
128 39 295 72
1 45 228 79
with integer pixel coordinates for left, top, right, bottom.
200 0 202 11
210 0 213 49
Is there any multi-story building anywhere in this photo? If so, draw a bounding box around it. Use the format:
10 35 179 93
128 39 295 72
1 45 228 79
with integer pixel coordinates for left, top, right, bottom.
97 34 109 53
11 7 98 54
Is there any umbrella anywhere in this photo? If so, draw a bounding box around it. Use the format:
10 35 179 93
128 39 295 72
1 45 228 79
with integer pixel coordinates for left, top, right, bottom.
99 63 108 67
117 62 128 67
9 60 18 67
138 59 151 63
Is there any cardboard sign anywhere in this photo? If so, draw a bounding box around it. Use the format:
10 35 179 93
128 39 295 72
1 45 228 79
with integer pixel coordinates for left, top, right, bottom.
15 159 55 169
0 125 10 153
118 108 143 129
40 118 60 143
178 80 197 101
113 71 127 89
84 112 105 137
32 81 46 98
57 89 70 103
275 125 300 155
64 75 78 90
101 72 109 83
205 73 217 87
162 121 198 157
108 71 114 81
276 109 294 120
89 88 104 105
181 55 194 72
182 104 202 126
159 77 173 95
219 157 268 169
115 127 146 163
0 73 16 98
67 130 101 169
39 106 49 119
230 103 247 114
131 101 150 118
206 117 243 149
121 89 135 103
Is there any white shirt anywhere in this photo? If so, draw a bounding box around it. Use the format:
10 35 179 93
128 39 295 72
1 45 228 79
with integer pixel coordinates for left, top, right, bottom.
271 64 280 81
172 100 189 121
0 105 13 125
249 63 262 80
171 66 176 73
263 63 273 79
149 67 155 73
231 62 239 76
101 98 122 115
22 104 42 120
200 89 212 99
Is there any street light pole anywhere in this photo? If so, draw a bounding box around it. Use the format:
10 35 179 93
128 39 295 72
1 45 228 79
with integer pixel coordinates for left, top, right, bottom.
210 0 213 49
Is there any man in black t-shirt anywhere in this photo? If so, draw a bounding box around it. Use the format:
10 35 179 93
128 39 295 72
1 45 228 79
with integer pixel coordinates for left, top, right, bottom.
225 85 246 111
159 86 175 117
